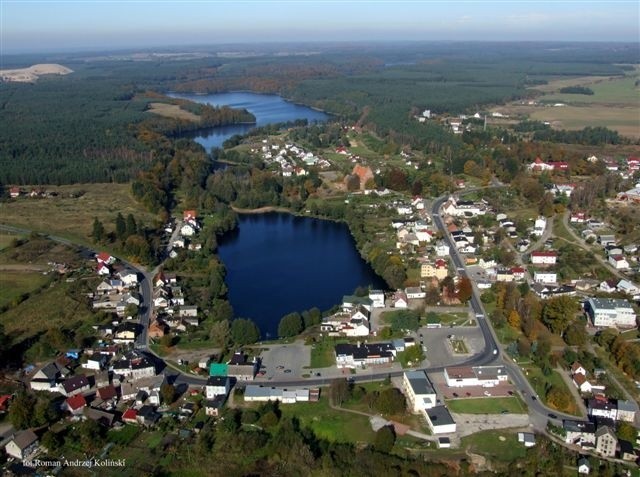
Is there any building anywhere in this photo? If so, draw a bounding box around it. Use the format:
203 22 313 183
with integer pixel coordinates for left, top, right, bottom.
421 259 448 280
518 432 536 447
588 396 617 420
616 400 637 423
619 440 636 461
204 395 226 417
5 430 39 461
564 420 596 447
609 255 630 270
403 371 437 413
244 385 311 403
434 241 450 257
533 217 547 236
444 366 508 388
392 291 408 308
63 394 87 415
424 406 456 434
369 290 385 308
585 297 637 328
60 375 90 397
595 425 617 457
405 287 426 299
496 269 514 282
533 272 557 284
206 376 230 399
531 251 557 265
573 374 593 394
577 457 590 475
30 362 66 392
335 342 395 369
112 353 156 380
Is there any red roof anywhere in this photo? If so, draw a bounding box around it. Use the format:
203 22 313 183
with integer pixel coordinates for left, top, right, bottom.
97 385 117 401
435 259 447 268
65 394 87 411
122 408 138 421
183 210 197 220
511 267 525 273
548 161 569 169
0 395 11 411
531 251 557 257
96 252 112 263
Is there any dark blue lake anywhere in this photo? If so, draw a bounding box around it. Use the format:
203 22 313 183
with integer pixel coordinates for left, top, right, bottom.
217 213 386 338
169 91 329 150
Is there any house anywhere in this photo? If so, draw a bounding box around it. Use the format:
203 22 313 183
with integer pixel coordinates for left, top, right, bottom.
96 252 115 265
112 353 156 380
60 375 90 397
183 209 197 225
122 408 138 424
511 267 526 281
30 362 65 392
204 395 226 417
598 234 617 247
405 287 425 299
118 271 138 287
335 342 395 369
531 251 557 265
392 291 408 308
97 385 118 403
588 396 617 420
616 279 640 298
609 255 630 270
244 385 311 403
351 164 374 190
573 373 593 393
227 361 258 381
571 362 587 376
148 319 168 339
9 186 21 198
577 457 590 474
342 295 373 312
434 241 450 257
496 268 514 282
369 290 385 308
517 432 536 447
564 420 596 447
571 212 587 223
63 394 87 415
5 430 39 460
97 262 111 276
616 399 637 423
443 366 508 388
585 297 637 328
180 224 196 237
424 406 456 434
83 407 115 427
81 354 107 371
533 272 557 284
595 425 617 457
206 376 231 399
403 371 437 413
179 305 198 317
421 260 448 280
0 394 12 413
533 217 546 236
619 440 636 461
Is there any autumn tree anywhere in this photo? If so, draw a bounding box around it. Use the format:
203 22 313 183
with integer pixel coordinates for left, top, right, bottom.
507 309 521 328
456 277 473 303
546 386 570 411
542 296 579 334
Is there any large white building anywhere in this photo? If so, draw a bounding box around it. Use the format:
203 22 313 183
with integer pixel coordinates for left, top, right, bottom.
533 272 557 284
530 251 557 265
444 366 508 388
424 406 457 434
244 385 311 403
586 297 637 328
205 376 230 399
403 371 437 413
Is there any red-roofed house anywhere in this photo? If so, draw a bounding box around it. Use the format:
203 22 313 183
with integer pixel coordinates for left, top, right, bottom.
609 255 630 270
511 267 526 280
63 394 87 415
627 157 640 171
122 408 138 424
570 212 587 223
351 164 374 190
183 210 197 223
548 161 569 171
97 385 118 402
97 262 110 276
96 252 115 265
9 187 21 198
571 362 587 376
0 394 12 412
531 251 557 265
573 373 593 394
528 157 554 172
335 146 348 155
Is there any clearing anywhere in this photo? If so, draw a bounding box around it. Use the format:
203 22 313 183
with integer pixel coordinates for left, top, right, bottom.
146 102 200 122
0 63 73 83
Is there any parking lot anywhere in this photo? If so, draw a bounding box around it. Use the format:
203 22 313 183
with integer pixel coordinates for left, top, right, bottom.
258 342 310 379
418 326 485 368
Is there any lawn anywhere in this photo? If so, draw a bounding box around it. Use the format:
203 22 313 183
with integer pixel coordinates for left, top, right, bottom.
0 183 159 245
0 232 21 250
429 311 470 326
521 364 580 415
309 338 339 368
450 339 469 354
446 396 527 414
0 270 51 309
279 396 375 444
462 430 528 462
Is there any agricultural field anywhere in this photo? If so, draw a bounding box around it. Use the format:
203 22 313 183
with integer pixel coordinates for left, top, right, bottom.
0 183 159 244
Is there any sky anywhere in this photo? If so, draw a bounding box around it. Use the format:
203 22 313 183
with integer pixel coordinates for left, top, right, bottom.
1 0 639 54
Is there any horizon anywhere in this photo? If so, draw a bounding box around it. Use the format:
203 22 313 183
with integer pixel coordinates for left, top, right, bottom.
2 1 639 55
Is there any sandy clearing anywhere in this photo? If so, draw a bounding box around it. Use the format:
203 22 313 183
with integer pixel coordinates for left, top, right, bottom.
0 64 73 83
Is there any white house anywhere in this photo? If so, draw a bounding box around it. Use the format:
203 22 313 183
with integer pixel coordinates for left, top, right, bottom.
586 297 637 328
5 430 39 461
573 373 593 393
403 371 437 413
206 376 230 399
434 242 450 257
588 396 617 420
392 291 408 308
180 224 196 237
531 251 557 265
405 287 425 299
533 272 557 284
609 255 630 270
369 290 385 308
119 271 139 287
533 217 547 236
578 457 590 475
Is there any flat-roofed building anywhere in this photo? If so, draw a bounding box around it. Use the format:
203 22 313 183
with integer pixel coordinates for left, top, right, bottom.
586 297 636 328
403 371 436 413
424 406 456 434
443 366 508 387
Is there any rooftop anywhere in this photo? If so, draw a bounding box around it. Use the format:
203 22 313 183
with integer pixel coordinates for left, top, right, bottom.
426 406 455 426
405 371 435 396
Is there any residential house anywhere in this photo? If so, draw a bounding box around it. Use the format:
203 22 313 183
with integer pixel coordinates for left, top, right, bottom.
114 322 139 343
434 241 450 257
342 295 373 312
60 375 90 397
118 271 138 287
571 362 587 376
405 287 425 299
112 353 155 381
83 407 115 427
81 354 107 371
424 406 456 434
227 352 258 381
96 252 116 265
496 268 514 282
531 251 557 265
403 371 437 413
533 272 557 284
511 267 526 281
571 212 587 223
30 362 66 392
577 456 590 474
528 157 555 172
616 400 637 423
63 394 87 415
122 408 138 424
533 216 547 236
180 224 196 237
573 373 593 394
206 376 231 399
585 297 637 328
564 420 596 447
598 235 616 247
588 396 617 420
368 290 385 308
5 430 39 461
244 385 311 403
392 291 408 308
205 395 227 417
595 425 617 457
609 255 630 270
619 440 636 461
97 385 118 404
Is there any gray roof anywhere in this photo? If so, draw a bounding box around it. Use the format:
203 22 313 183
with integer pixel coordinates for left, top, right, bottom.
563 420 595 433
405 371 435 396
11 430 38 450
588 297 633 310
617 399 637 412
426 406 455 426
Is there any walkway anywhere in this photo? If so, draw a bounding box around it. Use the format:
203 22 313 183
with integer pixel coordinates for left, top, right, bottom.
556 367 588 418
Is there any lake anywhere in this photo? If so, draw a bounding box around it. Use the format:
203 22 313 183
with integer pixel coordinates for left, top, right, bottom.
217 213 386 338
169 91 329 150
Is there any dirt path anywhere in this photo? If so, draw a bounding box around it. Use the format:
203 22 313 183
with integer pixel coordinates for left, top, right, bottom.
230 205 292 214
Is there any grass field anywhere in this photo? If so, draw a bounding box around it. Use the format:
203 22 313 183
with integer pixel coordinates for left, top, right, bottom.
0 183 158 245
147 102 200 121
541 75 640 105
0 270 51 309
0 232 21 250
309 339 337 368
462 430 528 462
279 396 375 444
446 396 527 414
521 364 580 415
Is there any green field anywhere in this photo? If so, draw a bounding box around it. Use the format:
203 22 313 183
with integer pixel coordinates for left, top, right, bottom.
462 430 528 462
0 232 21 251
0 183 158 245
279 396 375 444
446 396 527 414
309 339 337 368
542 74 640 105
0 270 51 309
